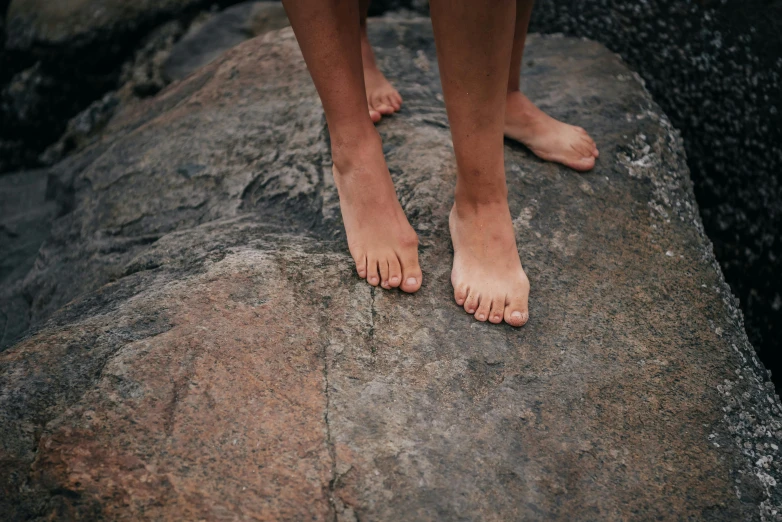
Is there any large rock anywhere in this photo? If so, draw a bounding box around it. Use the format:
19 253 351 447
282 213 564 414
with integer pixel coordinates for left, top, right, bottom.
2 17 781 520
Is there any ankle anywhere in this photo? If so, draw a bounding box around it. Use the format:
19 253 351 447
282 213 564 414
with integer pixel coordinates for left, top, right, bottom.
360 30 377 68
454 184 508 210
505 90 533 112
330 126 382 171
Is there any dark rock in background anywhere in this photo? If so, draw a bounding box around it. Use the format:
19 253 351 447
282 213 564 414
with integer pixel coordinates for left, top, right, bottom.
5 0 206 54
0 0 242 173
1 19 781 519
528 0 782 391
163 1 288 82
0 0 425 174
0 168 55 348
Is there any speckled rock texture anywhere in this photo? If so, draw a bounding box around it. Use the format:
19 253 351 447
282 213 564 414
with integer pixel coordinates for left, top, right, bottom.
528 0 782 394
2 18 781 520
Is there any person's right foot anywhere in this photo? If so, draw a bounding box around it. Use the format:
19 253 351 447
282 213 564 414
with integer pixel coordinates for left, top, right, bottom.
450 194 530 326
361 29 402 123
504 90 599 172
331 131 421 292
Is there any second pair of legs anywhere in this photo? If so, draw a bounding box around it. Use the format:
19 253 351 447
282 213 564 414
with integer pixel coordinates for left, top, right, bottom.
282 0 599 327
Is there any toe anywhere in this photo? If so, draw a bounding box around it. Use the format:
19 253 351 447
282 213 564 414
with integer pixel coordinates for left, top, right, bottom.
369 109 382 123
379 258 391 289
366 256 380 287
388 255 402 288
504 288 529 327
354 252 367 279
575 138 594 157
464 291 479 315
398 243 422 294
474 294 491 322
378 104 394 115
572 155 596 172
373 96 394 115
453 283 468 306
489 297 505 324
393 92 403 107
387 94 401 111
504 309 529 327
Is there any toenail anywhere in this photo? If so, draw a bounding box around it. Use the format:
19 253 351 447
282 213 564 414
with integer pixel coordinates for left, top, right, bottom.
478 314 485 320
467 309 475 314
390 276 400 284
511 311 523 320
406 277 417 287
370 277 378 284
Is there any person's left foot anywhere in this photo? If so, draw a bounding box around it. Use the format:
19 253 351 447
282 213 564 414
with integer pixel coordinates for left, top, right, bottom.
450 194 530 327
361 29 402 123
504 90 599 172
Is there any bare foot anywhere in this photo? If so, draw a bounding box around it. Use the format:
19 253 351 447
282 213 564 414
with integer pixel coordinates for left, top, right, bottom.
450 196 530 326
361 30 402 123
331 131 421 292
504 90 599 172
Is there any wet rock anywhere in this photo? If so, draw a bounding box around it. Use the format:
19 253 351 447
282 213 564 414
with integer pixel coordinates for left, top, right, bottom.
2 18 781 520
163 1 289 82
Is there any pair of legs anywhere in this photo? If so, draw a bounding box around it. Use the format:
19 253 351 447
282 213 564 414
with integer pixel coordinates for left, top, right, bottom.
360 0 599 172
282 0 564 326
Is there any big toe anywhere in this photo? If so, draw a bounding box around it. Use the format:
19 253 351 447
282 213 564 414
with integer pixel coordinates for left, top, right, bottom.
568 155 596 172
369 108 382 123
504 292 529 327
398 252 422 293
386 94 401 111
453 282 468 306
504 307 529 327
372 97 395 115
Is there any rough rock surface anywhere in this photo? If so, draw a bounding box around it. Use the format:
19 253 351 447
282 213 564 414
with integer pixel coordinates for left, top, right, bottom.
2 18 782 520
529 0 782 393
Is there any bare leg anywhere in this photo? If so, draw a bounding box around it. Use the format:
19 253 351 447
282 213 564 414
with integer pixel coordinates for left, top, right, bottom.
429 0 530 326
282 0 422 292
505 0 600 171
359 0 402 122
